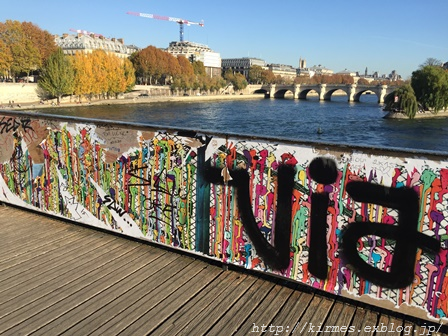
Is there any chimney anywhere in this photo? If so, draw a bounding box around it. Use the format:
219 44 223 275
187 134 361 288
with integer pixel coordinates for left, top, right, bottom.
118 38 124 44
63 33 69 38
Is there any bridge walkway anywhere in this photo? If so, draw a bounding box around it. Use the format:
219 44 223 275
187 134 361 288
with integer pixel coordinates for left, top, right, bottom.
0 204 445 335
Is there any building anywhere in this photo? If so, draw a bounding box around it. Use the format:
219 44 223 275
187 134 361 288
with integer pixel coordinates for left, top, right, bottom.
165 41 222 78
54 33 139 58
268 64 297 81
221 57 266 79
336 68 357 77
297 64 334 77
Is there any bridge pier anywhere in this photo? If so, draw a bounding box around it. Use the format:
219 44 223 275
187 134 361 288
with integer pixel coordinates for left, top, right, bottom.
293 84 300 99
378 85 387 103
348 84 356 102
268 84 276 98
319 84 326 101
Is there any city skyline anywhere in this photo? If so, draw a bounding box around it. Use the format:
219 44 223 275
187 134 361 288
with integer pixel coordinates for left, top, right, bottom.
1 0 447 79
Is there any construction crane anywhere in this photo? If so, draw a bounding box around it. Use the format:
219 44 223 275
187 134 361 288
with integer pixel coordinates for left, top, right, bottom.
126 11 204 42
69 28 103 37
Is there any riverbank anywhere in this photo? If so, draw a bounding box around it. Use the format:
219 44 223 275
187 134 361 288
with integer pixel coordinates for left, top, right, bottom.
383 109 448 119
0 92 266 111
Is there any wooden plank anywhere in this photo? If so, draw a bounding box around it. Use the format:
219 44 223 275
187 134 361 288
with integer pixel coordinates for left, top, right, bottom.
118 264 223 335
306 296 335 332
0 206 442 335
0 236 133 313
0 244 156 334
0 227 112 273
89 258 215 335
320 300 343 333
151 271 242 336
349 306 367 335
0 232 103 285
386 316 404 335
206 278 278 336
172 273 257 336
0 213 87 253
284 295 323 334
233 284 295 336
358 309 379 336
374 314 390 336
267 287 314 336
0 229 84 266
30 250 183 335
0 214 71 249
61 252 203 336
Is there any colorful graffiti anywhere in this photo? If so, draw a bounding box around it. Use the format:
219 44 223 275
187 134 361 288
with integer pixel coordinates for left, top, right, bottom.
0 113 447 322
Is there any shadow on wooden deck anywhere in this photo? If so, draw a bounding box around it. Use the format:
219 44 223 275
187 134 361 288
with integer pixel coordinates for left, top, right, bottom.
0 204 446 335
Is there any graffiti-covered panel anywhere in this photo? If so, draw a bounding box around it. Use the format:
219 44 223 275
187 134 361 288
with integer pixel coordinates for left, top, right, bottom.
0 112 447 322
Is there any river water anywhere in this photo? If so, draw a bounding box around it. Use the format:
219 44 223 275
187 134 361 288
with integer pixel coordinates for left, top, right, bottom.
39 94 448 154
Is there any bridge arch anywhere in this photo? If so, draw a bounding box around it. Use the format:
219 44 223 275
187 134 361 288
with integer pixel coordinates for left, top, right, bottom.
298 88 320 100
274 89 294 99
323 88 349 101
253 88 269 98
353 89 380 102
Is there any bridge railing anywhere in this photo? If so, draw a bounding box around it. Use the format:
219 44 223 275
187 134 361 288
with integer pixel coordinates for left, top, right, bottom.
0 110 446 323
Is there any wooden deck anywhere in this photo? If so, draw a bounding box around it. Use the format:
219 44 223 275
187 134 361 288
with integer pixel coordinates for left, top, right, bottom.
0 204 446 336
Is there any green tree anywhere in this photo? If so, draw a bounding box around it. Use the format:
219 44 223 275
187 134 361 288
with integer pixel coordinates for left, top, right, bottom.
411 65 448 113
192 60 206 76
384 84 419 119
38 48 74 103
122 58 136 92
248 65 263 84
224 71 247 91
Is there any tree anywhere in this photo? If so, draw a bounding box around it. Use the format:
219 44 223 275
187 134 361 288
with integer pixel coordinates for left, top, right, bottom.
0 20 54 80
72 51 94 101
90 50 108 97
38 48 74 103
21 21 57 67
0 39 12 77
419 57 443 68
260 69 276 84
122 58 136 92
176 55 195 91
384 84 418 119
224 71 247 91
411 65 448 113
192 60 206 76
357 78 370 85
248 65 263 84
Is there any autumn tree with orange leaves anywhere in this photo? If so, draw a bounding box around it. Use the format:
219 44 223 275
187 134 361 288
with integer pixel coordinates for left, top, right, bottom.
0 20 56 80
71 50 135 101
130 45 226 93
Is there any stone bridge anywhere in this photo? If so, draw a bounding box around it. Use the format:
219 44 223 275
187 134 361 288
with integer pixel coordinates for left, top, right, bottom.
249 83 395 103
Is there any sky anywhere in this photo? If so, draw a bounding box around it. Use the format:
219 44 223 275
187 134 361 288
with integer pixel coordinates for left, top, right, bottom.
1 0 447 79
